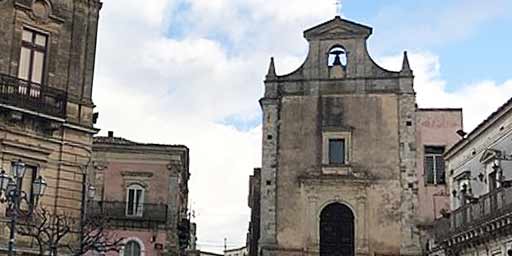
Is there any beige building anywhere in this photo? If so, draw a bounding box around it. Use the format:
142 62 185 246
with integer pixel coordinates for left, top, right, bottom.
0 0 102 254
257 16 464 256
91 131 190 256
429 98 512 256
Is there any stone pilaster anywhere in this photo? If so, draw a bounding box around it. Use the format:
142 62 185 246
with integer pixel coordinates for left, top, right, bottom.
259 97 279 255
399 75 421 255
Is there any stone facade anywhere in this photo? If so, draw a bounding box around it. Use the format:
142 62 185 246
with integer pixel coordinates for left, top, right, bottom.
92 132 190 256
0 0 101 254
428 98 512 256
248 168 261 256
258 16 421 256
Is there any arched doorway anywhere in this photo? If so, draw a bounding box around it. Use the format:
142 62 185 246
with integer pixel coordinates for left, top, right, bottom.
320 203 355 256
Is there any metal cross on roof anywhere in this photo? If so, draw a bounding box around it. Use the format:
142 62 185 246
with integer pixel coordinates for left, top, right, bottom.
335 0 343 17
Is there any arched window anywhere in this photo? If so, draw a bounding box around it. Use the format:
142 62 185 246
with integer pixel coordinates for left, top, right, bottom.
319 203 354 256
328 46 347 67
126 184 145 217
124 240 141 256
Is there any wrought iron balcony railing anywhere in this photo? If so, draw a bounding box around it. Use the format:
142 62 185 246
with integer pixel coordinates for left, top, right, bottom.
87 201 168 227
0 73 67 118
432 187 512 242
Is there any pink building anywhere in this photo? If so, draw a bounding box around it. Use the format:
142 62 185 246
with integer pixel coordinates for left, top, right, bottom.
90 131 190 256
415 109 462 228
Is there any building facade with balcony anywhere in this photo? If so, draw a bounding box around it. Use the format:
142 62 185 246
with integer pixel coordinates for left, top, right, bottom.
0 0 102 253
91 132 190 256
429 98 512 256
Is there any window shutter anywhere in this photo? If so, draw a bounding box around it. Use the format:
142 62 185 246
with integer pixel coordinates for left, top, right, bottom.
329 139 345 164
435 156 445 184
127 189 135 215
425 156 434 184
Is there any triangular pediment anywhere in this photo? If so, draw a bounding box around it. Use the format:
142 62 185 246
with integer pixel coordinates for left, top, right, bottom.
480 148 502 164
304 16 373 40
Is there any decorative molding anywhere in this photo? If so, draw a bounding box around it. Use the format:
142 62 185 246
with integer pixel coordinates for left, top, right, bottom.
121 171 154 178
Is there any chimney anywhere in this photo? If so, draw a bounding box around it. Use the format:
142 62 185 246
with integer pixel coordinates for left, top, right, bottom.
108 131 114 138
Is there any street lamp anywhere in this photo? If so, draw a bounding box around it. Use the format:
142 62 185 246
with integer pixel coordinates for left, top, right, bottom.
0 160 46 256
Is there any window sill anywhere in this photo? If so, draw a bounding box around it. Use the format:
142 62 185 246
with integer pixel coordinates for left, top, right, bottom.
322 164 352 175
424 183 447 187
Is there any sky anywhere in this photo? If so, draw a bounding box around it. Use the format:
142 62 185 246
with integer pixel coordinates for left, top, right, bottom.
92 0 512 253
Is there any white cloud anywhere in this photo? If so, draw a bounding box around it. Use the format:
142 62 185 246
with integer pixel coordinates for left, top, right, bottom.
378 52 512 131
93 0 511 253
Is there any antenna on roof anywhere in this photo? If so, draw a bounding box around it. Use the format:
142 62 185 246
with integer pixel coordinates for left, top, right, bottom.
335 0 343 17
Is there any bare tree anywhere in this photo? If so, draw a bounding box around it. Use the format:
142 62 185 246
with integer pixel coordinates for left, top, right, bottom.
70 210 124 256
15 207 124 255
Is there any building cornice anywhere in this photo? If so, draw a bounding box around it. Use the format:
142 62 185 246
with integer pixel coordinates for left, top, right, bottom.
445 97 512 160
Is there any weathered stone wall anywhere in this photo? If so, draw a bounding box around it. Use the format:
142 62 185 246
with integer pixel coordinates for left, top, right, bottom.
398 92 420 256
259 17 421 256
248 168 261 256
259 97 279 253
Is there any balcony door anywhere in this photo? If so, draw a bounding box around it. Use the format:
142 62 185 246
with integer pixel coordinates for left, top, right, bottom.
126 184 144 217
320 203 354 256
18 28 47 97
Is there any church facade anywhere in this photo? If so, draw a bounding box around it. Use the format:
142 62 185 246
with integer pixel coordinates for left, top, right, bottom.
258 16 423 256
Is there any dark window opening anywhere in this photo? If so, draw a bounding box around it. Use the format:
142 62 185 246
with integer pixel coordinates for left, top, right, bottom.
329 139 345 165
124 240 141 256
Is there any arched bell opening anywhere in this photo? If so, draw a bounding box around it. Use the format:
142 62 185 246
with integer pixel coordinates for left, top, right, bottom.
327 45 347 68
319 202 355 256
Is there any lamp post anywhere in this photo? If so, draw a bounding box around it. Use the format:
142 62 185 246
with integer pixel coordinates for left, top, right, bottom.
0 159 47 256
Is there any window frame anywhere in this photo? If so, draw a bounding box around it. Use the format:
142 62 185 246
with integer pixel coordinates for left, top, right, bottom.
125 184 145 217
18 27 49 86
121 238 144 256
10 162 38 205
322 131 352 175
322 131 351 166
424 146 446 185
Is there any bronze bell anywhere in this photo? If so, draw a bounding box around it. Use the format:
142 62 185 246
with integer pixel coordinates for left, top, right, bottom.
330 50 345 66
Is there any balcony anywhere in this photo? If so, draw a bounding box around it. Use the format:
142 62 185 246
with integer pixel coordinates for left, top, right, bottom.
432 187 512 244
0 73 67 118
87 201 168 229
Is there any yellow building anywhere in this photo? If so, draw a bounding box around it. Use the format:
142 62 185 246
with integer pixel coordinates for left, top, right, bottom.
0 0 102 254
